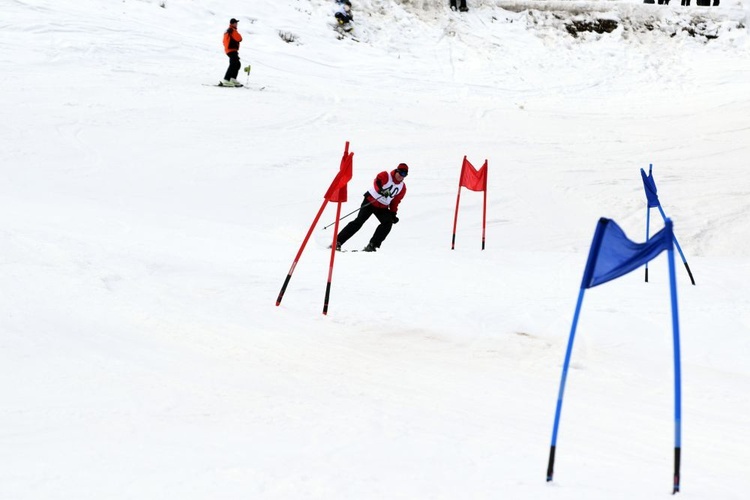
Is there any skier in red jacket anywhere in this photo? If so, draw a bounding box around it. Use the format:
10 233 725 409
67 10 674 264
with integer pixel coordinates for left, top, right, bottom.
335 163 408 252
222 18 243 87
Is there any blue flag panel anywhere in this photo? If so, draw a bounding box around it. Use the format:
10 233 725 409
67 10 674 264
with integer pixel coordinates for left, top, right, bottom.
581 218 673 289
640 168 660 208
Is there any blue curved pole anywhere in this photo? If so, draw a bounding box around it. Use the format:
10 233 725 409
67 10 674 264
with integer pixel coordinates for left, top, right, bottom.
645 204 652 282
547 287 586 482
645 164 653 282
668 242 682 494
657 204 695 285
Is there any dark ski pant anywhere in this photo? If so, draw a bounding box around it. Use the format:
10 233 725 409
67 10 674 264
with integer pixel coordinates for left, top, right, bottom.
335 13 353 24
224 51 241 80
450 0 468 10
337 197 393 249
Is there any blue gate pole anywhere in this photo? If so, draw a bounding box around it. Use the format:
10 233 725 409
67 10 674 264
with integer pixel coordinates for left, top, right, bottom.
645 164 653 282
547 287 586 482
657 204 696 285
645 206 652 282
667 233 683 494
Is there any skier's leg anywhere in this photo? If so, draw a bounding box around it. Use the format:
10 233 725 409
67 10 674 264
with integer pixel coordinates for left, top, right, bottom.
369 209 394 249
229 52 241 80
224 53 233 81
337 202 374 246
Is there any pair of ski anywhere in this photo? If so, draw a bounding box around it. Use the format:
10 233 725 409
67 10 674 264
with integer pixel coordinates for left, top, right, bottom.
204 82 266 91
329 245 373 253
206 64 266 90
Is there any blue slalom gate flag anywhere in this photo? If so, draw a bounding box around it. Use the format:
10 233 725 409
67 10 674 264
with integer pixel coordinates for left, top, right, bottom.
640 167 660 208
640 164 695 285
582 218 673 288
547 217 683 494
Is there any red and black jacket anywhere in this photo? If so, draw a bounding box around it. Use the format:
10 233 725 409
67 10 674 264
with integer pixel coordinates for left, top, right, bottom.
223 26 242 54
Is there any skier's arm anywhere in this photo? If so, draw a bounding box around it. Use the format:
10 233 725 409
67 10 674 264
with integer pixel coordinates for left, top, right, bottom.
233 30 243 42
373 171 389 194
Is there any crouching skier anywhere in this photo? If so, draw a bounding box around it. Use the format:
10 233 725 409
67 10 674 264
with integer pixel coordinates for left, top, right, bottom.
335 163 408 252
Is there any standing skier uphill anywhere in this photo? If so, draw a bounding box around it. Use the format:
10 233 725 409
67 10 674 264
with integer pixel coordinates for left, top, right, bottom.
222 18 243 87
335 163 408 252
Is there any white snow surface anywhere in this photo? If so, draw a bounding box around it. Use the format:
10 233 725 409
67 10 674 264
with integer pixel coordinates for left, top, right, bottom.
2 0 750 498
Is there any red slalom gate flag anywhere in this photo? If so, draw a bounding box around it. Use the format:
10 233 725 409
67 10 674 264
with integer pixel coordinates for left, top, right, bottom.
276 142 354 312
452 156 488 250
460 157 487 192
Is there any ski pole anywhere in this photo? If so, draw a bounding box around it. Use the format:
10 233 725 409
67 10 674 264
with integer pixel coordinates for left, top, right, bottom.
244 64 252 86
322 194 384 230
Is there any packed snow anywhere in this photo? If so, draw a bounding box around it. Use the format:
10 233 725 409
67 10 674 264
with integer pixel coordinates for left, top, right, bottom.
1 0 749 498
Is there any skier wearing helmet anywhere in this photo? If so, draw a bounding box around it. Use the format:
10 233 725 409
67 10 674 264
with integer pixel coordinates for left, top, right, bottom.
334 163 408 252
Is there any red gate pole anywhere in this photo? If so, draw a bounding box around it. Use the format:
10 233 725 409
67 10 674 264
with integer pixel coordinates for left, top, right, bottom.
451 156 466 250
322 201 344 315
276 199 329 306
481 160 488 250
451 187 462 250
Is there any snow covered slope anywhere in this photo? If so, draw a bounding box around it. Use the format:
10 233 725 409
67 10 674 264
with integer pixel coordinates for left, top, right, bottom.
1 0 749 498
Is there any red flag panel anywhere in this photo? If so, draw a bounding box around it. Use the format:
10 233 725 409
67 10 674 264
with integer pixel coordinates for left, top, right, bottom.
324 152 353 202
460 158 487 192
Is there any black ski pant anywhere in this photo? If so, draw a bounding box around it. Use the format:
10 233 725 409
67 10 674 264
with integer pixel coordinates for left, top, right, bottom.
224 51 241 80
336 197 393 249
450 0 468 9
335 12 353 24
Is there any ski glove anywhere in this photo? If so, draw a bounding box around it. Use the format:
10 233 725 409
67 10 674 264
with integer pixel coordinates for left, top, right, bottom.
391 213 399 224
